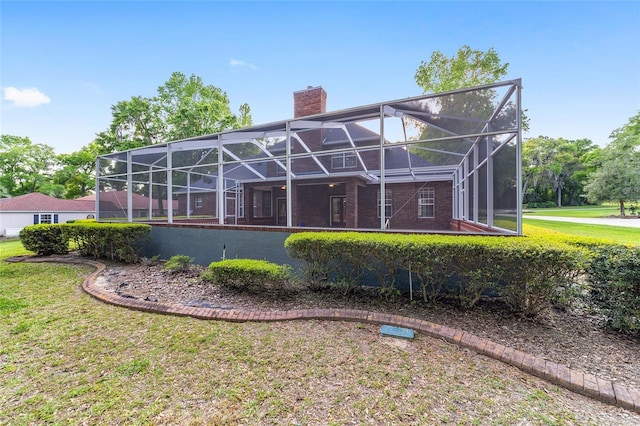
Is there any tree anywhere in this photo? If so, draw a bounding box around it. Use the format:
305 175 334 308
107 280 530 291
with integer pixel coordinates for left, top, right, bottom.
93 72 253 215
157 72 252 141
415 45 529 136
54 142 100 198
412 46 521 167
585 112 640 215
0 135 58 196
95 72 253 155
415 45 509 94
523 137 598 207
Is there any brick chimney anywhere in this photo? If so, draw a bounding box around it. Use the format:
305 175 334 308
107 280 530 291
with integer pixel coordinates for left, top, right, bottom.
293 86 327 118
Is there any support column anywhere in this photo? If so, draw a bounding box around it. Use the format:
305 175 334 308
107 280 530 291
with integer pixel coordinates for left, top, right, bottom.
127 151 133 223
95 158 100 221
167 145 173 224
286 121 293 227
217 138 224 225
379 105 386 230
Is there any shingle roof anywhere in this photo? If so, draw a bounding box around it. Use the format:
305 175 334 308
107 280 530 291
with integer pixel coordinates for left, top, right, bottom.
77 191 177 210
0 193 95 212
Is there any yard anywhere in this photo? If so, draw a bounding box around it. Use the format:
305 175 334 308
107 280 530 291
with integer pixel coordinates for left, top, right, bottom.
1 239 639 424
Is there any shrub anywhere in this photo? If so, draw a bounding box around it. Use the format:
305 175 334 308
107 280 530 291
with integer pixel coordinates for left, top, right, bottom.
202 259 292 291
164 255 194 273
19 224 69 256
587 245 640 336
62 222 151 263
286 231 587 314
494 239 586 316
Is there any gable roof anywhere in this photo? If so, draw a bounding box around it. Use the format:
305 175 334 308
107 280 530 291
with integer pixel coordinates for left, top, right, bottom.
0 192 95 212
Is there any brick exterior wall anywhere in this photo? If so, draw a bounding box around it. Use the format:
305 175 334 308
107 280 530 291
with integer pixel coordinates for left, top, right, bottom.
357 181 452 230
240 179 453 231
177 193 217 217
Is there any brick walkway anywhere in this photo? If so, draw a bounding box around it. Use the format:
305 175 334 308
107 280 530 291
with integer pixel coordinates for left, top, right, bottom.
9 255 640 414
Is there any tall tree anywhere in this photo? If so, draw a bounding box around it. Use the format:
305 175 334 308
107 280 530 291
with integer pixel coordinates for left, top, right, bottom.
585 112 640 215
55 142 101 198
0 135 58 196
415 45 509 93
523 137 597 207
95 72 253 155
93 72 253 215
412 46 522 167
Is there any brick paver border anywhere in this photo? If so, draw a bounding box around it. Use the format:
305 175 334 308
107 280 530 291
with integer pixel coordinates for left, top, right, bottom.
8 255 640 414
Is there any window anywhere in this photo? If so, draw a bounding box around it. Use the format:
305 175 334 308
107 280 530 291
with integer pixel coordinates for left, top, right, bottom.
252 189 272 217
331 152 357 169
33 213 58 224
195 196 203 208
377 189 392 218
418 187 435 218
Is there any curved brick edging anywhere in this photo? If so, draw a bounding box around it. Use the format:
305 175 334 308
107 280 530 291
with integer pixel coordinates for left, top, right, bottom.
6 255 640 414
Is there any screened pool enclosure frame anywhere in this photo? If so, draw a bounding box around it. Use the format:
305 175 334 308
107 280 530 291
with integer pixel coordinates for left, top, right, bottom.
96 79 522 234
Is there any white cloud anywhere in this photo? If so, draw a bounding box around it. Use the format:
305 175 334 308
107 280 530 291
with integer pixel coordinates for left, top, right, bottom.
229 58 257 70
2 86 51 107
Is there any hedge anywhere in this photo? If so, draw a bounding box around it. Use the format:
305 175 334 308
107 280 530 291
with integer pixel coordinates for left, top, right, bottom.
587 245 640 336
61 222 151 263
202 259 292 291
285 231 587 315
19 224 69 256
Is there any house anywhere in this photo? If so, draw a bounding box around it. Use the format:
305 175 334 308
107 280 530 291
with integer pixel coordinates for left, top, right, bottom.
175 87 452 230
0 192 95 237
77 191 177 219
97 80 522 234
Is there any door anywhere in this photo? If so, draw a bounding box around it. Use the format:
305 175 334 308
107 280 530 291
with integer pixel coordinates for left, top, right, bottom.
276 198 287 225
330 196 346 227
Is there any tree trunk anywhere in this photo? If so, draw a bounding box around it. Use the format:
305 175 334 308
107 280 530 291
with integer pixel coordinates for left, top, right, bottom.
619 200 625 216
557 187 562 208
156 187 165 217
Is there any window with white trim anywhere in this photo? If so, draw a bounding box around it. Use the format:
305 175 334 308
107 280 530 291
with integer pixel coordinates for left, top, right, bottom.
331 152 357 169
252 189 272 217
418 187 435 218
195 196 203 208
377 189 392 218
33 213 58 224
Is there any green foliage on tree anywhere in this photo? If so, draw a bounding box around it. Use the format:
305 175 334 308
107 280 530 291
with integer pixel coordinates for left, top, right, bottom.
411 46 526 167
95 71 253 154
415 45 509 94
0 135 58 197
523 137 598 207
90 72 253 214
585 111 640 215
54 142 101 199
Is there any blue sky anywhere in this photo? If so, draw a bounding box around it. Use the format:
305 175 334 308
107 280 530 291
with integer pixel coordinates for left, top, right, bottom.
2 1 639 154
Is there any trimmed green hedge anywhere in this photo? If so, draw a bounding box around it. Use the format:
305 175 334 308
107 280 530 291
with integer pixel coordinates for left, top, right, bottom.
19 224 69 256
202 259 292 291
62 222 151 263
285 232 587 315
587 245 640 336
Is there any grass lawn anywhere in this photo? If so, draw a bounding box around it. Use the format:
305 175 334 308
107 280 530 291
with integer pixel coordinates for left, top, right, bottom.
0 239 635 424
524 219 640 246
524 204 623 218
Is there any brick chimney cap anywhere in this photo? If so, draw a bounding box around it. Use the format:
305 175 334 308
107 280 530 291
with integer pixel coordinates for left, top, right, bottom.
293 85 325 95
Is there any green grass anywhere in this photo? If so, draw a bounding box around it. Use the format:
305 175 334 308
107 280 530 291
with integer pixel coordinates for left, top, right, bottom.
524 218 640 246
0 239 636 424
524 204 622 218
